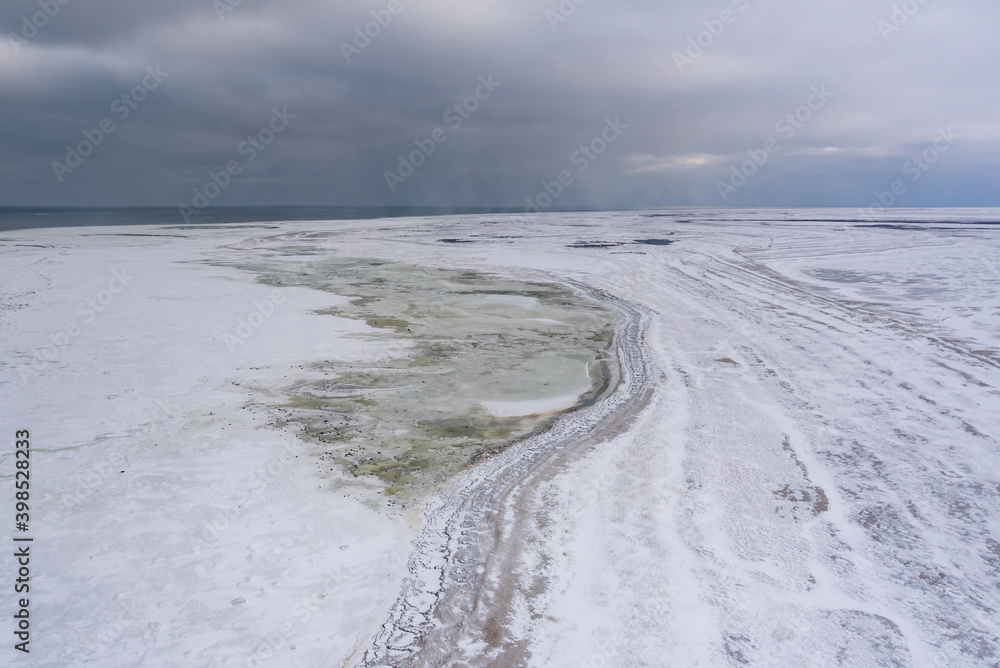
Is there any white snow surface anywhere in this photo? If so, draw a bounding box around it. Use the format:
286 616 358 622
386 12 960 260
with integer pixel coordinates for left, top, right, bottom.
2 209 999 667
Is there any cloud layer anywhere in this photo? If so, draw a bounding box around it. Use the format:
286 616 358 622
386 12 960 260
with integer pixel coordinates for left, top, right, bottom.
2 0 998 209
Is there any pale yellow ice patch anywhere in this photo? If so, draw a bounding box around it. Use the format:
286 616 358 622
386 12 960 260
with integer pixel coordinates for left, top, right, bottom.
480 391 585 418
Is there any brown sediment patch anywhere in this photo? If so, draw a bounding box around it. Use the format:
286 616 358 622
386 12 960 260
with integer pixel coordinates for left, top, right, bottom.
777 435 829 516
774 484 829 517
963 421 984 437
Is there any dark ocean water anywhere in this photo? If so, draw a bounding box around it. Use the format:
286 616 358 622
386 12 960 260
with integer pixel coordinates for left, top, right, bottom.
0 206 525 233
4 207 997 234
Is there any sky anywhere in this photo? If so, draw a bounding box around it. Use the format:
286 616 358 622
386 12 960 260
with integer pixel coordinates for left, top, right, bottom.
1 0 998 211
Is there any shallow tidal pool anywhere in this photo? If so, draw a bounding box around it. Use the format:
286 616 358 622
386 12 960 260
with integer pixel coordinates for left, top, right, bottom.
235 257 616 500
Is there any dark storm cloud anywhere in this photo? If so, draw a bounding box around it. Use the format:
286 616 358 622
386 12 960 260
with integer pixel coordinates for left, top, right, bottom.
1 0 998 209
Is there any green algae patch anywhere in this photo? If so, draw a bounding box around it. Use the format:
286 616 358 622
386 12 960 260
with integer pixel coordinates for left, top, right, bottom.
239 257 616 501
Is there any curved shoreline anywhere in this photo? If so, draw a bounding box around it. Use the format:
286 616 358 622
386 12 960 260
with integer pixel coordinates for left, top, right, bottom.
359 282 651 667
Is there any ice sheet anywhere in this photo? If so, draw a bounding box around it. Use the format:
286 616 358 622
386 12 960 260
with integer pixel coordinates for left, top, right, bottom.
2 210 999 667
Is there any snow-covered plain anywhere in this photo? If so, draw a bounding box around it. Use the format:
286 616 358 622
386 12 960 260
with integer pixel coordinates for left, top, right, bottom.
1 210 999 667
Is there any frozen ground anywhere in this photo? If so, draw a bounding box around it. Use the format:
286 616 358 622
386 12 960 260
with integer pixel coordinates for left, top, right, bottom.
1 210 999 667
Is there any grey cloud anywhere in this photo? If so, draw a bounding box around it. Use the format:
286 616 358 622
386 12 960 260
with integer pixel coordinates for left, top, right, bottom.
1 0 997 209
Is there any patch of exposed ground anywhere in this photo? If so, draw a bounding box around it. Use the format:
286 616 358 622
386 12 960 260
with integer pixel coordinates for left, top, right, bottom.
229 257 617 502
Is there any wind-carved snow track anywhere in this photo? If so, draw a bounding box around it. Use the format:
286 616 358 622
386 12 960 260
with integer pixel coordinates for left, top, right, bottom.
360 284 651 668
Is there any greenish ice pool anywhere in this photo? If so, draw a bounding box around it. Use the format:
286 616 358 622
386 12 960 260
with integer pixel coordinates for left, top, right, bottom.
239 257 616 501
